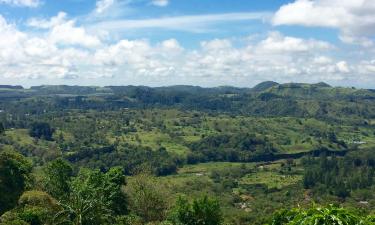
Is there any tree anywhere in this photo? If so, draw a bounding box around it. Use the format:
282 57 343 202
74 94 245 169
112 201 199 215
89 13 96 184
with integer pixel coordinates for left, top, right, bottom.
0 122 4 135
173 196 222 225
0 151 32 214
54 168 127 225
42 159 73 200
126 173 168 222
29 122 55 140
0 191 61 225
103 167 128 215
303 170 315 189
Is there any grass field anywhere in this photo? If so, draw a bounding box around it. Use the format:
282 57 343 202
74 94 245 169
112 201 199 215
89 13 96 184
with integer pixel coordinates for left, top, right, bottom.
239 171 302 189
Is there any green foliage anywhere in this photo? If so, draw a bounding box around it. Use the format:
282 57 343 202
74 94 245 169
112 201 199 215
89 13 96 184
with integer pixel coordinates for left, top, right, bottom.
302 153 375 198
189 133 278 163
269 205 365 225
172 196 222 225
366 215 375 223
114 214 143 225
104 167 129 215
0 191 60 225
126 173 169 223
1 83 375 225
0 211 29 225
29 122 54 140
18 190 59 209
0 150 32 214
54 168 127 225
42 159 73 199
18 192 59 225
0 122 4 135
68 144 180 176
251 81 279 92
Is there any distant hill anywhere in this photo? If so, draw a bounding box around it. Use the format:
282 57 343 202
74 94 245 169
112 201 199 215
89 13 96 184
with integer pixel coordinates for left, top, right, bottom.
107 85 250 96
313 82 331 88
263 82 375 100
1 82 374 121
1 82 372 102
251 81 279 92
0 85 23 89
30 85 111 95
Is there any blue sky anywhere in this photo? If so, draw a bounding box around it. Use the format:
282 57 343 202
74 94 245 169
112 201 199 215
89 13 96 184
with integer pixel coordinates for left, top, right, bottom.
0 0 374 88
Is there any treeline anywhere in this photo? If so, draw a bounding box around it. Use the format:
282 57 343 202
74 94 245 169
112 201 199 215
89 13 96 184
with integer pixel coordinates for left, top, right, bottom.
188 133 278 163
66 144 182 176
302 150 375 198
65 132 281 176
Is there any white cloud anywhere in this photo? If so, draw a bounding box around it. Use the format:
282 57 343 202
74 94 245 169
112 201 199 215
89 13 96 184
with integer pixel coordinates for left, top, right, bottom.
0 14 104 80
151 0 169 7
201 39 232 51
339 34 374 47
313 56 333 65
359 60 375 74
1 12 375 87
336 61 350 73
49 20 101 48
273 0 375 47
256 31 332 53
95 0 115 14
0 0 40 7
92 12 272 32
28 12 101 48
160 39 183 52
27 12 67 29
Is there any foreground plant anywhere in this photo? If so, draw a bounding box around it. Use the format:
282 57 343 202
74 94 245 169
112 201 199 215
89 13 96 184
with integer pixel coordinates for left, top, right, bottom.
269 204 370 225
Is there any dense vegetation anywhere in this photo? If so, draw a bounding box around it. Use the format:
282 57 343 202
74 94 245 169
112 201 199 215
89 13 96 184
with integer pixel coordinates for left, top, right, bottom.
0 82 375 224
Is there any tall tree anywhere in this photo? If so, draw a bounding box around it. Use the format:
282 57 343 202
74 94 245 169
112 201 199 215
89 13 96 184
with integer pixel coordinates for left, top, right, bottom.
29 122 55 140
0 151 32 214
54 168 127 225
0 122 4 135
42 159 73 200
126 173 168 223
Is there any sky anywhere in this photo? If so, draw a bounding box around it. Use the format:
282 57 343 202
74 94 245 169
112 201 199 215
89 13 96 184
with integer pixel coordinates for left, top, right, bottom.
0 0 374 88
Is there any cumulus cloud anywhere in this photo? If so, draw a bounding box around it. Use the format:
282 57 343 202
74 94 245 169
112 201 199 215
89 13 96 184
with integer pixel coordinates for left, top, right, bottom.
0 14 104 80
28 12 101 48
359 60 375 74
313 56 333 65
256 31 332 53
160 39 183 52
89 33 355 84
0 0 40 7
48 20 101 48
151 0 169 7
27 12 67 29
336 61 350 73
273 0 375 47
1 12 374 86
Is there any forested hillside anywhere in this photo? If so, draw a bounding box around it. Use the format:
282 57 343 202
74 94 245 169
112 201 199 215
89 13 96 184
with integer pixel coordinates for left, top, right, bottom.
0 82 375 224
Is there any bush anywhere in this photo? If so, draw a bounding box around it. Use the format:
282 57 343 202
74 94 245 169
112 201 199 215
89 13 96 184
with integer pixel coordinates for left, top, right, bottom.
172 196 222 225
269 204 365 225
